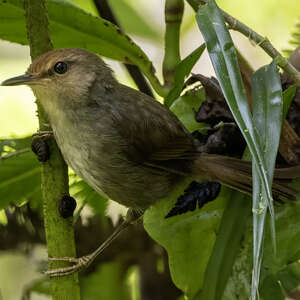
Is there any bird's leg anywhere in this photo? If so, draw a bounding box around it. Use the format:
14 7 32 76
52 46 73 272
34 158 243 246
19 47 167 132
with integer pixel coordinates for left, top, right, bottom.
45 208 143 277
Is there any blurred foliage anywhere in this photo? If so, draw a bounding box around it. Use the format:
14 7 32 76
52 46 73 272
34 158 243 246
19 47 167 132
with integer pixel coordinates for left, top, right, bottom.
284 18 300 56
81 262 131 300
0 0 164 95
70 0 162 41
1 0 300 300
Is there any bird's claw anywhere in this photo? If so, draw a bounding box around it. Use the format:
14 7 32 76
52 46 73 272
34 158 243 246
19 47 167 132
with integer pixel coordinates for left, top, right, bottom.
32 130 54 140
45 255 93 277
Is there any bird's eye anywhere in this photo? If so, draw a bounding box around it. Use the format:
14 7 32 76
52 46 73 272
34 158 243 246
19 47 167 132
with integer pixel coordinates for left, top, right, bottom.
54 61 68 74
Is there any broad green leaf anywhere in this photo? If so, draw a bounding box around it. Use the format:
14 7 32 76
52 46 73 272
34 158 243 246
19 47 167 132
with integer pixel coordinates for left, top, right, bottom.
0 0 164 95
260 261 300 300
196 0 274 224
70 0 161 40
108 0 161 40
263 195 300 275
258 274 284 300
170 87 205 132
0 137 41 209
165 44 206 107
144 178 228 298
251 61 283 299
0 151 41 209
277 261 300 292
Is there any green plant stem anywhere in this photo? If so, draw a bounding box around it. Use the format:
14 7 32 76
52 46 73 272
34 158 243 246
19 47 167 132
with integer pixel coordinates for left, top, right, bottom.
24 1 80 299
187 0 300 86
163 0 184 86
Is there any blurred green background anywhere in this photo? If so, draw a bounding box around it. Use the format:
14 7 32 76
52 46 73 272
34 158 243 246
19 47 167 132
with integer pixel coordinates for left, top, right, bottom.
0 0 300 299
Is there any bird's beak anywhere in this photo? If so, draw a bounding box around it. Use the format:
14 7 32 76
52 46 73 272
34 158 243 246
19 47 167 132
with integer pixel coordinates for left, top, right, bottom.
1 74 36 86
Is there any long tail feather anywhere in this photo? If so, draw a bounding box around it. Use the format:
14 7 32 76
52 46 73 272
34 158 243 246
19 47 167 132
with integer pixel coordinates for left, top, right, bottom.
192 153 299 200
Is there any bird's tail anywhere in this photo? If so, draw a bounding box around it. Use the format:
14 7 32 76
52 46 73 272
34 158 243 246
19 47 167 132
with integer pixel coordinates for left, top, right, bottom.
192 153 300 200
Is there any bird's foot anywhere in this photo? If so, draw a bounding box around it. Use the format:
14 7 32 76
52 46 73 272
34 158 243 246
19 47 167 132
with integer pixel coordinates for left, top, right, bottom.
32 130 53 140
45 254 94 277
45 208 142 277
31 130 53 162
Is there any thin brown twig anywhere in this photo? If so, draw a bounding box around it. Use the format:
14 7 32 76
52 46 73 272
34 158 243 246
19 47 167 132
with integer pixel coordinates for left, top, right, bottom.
187 0 300 85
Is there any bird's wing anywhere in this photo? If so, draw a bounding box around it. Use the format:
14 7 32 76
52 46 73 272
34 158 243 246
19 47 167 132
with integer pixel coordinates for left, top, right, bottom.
98 84 197 174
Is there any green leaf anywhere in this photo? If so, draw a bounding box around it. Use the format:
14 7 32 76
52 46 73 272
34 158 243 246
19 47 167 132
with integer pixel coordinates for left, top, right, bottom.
0 137 41 209
260 261 300 300
170 86 206 132
277 261 300 292
70 179 108 216
108 0 161 40
251 61 283 298
282 85 296 119
165 44 206 107
0 0 165 95
144 178 228 298
259 274 284 300
263 191 300 276
196 0 275 255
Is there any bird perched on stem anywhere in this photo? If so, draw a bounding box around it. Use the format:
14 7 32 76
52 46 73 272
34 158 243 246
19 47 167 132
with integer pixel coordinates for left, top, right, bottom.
2 48 300 276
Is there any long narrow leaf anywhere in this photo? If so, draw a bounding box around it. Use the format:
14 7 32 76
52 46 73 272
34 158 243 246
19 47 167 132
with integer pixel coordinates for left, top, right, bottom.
196 0 275 239
165 44 206 107
282 85 296 119
251 61 283 299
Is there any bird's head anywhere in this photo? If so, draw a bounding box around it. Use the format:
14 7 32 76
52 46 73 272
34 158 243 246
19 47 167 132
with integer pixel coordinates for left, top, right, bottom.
1 48 115 116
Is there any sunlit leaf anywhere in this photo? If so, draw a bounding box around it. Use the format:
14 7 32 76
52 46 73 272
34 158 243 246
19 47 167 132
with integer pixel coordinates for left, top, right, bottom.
108 0 161 40
0 0 162 94
70 179 108 216
144 177 228 298
0 137 41 209
170 86 205 132
165 44 206 107
196 0 274 223
282 85 296 119
251 61 283 298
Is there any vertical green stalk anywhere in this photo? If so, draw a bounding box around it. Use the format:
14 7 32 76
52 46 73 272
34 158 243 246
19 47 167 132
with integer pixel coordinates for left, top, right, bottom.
163 0 184 86
24 1 80 299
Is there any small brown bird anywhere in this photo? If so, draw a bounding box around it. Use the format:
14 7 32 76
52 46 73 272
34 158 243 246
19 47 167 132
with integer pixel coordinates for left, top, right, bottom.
2 48 300 276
